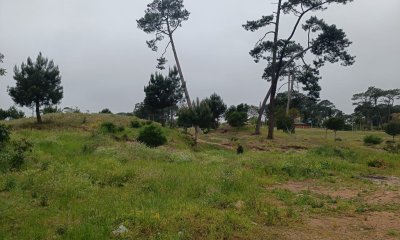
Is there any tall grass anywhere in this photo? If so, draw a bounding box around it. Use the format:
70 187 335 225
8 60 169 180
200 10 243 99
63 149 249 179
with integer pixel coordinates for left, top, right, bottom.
0 114 399 239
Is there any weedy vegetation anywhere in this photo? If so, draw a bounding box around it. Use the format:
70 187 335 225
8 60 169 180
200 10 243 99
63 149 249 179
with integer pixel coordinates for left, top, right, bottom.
0 113 399 239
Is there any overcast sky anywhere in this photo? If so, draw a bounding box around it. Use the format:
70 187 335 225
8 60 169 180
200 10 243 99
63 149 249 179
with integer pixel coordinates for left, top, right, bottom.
0 0 399 115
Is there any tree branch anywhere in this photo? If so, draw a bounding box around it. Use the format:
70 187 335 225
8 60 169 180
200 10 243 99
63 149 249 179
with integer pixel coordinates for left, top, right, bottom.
286 1 328 43
255 31 275 47
160 41 171 59
276 1 329 80
278 46 312 76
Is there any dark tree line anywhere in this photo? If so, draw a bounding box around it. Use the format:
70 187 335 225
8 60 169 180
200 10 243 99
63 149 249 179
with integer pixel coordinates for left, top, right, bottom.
352 87 400 130
272 91 343 127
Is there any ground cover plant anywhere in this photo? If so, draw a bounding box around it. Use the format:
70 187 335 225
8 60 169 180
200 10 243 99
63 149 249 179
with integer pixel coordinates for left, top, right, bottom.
0 113 399 239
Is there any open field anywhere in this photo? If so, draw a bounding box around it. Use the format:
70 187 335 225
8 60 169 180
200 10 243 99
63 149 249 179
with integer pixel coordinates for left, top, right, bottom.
1 113 400 240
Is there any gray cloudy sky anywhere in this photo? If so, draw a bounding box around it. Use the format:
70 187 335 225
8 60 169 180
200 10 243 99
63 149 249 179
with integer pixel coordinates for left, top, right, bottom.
1 0 399 115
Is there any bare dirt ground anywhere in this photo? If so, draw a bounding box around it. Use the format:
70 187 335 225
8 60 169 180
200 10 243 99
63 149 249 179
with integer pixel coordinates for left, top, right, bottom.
266 177 400 239
270 211 400 240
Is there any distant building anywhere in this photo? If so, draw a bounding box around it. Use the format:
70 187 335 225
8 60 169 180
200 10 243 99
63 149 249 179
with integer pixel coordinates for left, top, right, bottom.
294 122 311 129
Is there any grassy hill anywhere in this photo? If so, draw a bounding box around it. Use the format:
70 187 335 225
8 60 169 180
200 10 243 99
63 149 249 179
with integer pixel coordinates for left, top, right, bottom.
1 113 399 239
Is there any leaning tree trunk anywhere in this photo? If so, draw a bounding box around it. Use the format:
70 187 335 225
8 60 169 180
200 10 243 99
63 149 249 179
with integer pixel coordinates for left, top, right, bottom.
167 23 201 140
35 102 42 123
167 24 192 108
267 0 283 140
254 87 272 135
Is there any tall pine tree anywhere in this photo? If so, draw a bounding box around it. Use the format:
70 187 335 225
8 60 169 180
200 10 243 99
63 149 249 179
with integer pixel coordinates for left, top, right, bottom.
9 53 63 123
244 0 355 139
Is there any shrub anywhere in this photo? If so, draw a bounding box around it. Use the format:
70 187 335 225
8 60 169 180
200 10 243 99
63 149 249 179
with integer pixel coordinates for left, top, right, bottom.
100 122 118 133
226 111 247 128
3 177 16 192
236 145 244 154
367 159 386 168
42 105 61 114
0 106 25 120
10 139 33 170
100 108 112 114
131 120 142 129
137 125 167 148
0 138 33 172
0 124 10 145
364 135 383 145
225 104 249 128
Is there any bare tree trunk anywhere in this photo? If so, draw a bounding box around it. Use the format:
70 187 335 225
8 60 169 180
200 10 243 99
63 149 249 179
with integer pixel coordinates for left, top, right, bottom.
167 30 192 108
254 87 272 135
194 127 199 145
35 103 42 124
267 0 283 140
166 23 201 139
286 74 293 116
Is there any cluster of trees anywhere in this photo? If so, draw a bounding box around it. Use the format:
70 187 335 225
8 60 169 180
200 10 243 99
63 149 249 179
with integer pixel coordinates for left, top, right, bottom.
0 106 25 120
136 0 355 140
4 1 397 143
134 67 183 126
272 91 343 127
352 87 400 130
134 70 229 143
133 0 397 143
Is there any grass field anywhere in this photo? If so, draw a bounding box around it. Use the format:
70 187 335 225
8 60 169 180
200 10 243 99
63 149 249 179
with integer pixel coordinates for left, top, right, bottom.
1 113 399 240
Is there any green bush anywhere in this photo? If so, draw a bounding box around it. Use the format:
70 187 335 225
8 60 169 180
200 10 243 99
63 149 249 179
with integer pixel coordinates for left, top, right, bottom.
10 139 33 170
225 104 248 128
0 138 33 172
137 125 167 148
3 177 16 192
43 105 62 114
100 122 118 133
367 159 386 168
131 120 142 129
99 108 112 114
226 111 247 128
363 135 383 145
236 145 244 154
0 124 10 145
